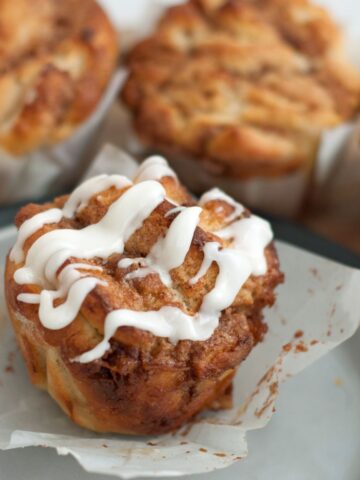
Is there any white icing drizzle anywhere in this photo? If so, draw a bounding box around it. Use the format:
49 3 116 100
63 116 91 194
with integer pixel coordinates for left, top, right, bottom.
199 188 271 276
17 293 41 304
76 242 252 364
134 156 177 183
216 216 272 276
62 174 131 218
12 156 273 364
10 209 63 263
14 181 166 288
39 277 102 330
199 188 245 223
119 207 201 286
75 306 217 363
165 205 186 217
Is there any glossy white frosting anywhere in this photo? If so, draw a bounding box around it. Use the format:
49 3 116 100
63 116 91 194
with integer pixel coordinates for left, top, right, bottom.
12 156 273 363
10 209 63 264
199 188 245 223
63 174 131 218
135 155 177 183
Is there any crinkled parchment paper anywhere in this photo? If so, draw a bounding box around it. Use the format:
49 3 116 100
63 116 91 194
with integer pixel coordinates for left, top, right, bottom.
0 146 359 478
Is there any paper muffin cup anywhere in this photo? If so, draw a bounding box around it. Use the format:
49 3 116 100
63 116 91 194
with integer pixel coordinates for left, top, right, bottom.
0 70 125 206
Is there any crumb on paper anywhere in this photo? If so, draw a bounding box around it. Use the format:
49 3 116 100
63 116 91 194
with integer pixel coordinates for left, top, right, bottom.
295 342 308 353
199 448 208 453
254 382 278 418
102 444 108 448
334 377 343 387
309 267 321 280
180 441 188 445
4 351 16 373
336 284 343 291
310 340 318 346
294 330 303 338
147 441 158 446
214 452 226 457
283 342 292 352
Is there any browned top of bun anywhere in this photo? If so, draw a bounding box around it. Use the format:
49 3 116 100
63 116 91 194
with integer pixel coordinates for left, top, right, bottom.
122 0 360 178
8 172 282 370
0 0 118 156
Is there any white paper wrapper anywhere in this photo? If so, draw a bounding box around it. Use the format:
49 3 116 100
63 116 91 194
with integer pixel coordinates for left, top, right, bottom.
0 146 359 478
0 70 125 206
99 0 360 217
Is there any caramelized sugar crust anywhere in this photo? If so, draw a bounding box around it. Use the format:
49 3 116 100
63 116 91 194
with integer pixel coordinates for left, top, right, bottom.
0 0 118 156
122 0 360 178
5 175 283 434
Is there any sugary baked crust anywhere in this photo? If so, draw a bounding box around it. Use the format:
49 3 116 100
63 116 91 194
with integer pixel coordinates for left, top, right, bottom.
122 0 360 178
5 175 283 435
0 0 118 156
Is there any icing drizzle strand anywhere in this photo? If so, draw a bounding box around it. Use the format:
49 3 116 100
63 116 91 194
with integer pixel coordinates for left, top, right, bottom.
11 155 273 363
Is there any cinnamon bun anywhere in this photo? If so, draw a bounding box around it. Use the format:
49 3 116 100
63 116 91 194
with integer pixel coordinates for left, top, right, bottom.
5 155 283 435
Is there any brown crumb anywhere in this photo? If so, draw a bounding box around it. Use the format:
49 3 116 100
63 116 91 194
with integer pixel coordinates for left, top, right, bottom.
4 351 16 373
255 382 278 418
102 444 108 448
147 441 158 446
309 268 321 280
310 340 318 346
295 342 308 353
180 441 188 445
234 456 242 461
294 330 303 338
334 377 343 387
199 448 208 453
214 452 226 457
282 342 292 352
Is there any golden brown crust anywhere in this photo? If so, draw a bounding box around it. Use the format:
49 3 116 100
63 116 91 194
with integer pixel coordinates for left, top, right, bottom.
5 174 283 435
0 0 118 156
122 0 360 178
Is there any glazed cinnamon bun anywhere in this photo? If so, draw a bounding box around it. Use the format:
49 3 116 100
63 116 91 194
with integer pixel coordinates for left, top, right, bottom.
5 155 283 435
